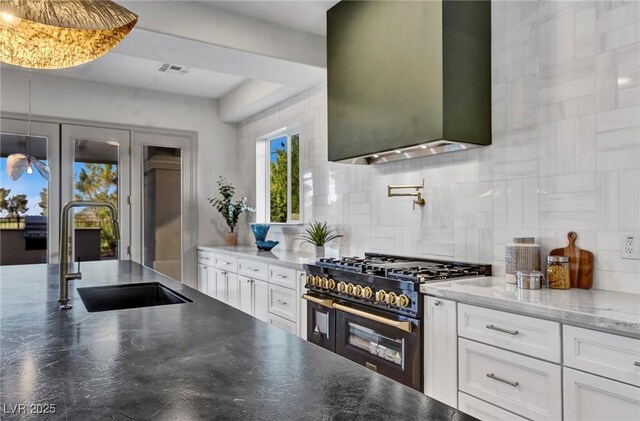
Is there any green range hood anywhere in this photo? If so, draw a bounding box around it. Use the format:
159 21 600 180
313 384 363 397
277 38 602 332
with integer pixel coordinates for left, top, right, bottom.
327 0 491 165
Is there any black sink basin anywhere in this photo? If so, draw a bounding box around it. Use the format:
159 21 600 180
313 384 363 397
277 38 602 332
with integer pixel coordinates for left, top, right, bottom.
77 282 193 312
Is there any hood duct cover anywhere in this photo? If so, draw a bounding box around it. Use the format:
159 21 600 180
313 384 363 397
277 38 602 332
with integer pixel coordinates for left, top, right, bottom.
327 0 491 164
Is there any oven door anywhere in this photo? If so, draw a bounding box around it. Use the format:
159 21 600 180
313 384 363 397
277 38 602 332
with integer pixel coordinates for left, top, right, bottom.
303 293 336 352
335 300 421 390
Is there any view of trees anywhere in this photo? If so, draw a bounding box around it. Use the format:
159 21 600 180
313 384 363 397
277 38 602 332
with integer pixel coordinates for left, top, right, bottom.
270 139 288 223
38 187 47 216
74 163 119 257
269 134 300 223
0 188 30 227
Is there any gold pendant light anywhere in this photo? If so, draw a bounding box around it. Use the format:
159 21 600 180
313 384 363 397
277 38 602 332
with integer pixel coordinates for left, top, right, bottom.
0 0 138 69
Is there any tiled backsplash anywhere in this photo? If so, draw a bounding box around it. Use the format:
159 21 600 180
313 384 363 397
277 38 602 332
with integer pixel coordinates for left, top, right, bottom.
237 1 640 293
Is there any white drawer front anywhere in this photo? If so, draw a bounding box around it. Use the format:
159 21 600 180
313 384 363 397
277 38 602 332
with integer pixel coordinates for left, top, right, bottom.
268 284 297 322
198 250 214 265
459 338 562 421
214 253 237 272
458 303 561 362
458 392 529 421
269 265 297 289
238 258 268 280
564 367 640 421
564 325 640 387
269 313 297 335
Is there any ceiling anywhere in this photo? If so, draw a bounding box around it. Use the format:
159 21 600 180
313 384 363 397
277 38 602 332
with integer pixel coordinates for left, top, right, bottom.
4 0 336 123
204 1 339 36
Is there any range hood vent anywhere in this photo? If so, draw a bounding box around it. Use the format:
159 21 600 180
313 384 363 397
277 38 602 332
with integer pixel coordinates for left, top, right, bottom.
327 1 491 165
157 62 189 75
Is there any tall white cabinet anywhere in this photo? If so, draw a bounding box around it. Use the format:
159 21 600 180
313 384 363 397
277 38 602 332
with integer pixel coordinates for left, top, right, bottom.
424 296 457 408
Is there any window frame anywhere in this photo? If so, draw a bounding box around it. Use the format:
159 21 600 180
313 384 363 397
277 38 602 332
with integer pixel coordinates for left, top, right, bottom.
256 126 302 225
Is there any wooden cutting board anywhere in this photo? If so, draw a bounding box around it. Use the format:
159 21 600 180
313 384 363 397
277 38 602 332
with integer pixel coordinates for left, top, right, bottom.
550 232 594 289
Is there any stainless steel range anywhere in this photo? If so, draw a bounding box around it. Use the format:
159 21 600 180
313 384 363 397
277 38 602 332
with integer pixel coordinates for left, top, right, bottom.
303 253 491 390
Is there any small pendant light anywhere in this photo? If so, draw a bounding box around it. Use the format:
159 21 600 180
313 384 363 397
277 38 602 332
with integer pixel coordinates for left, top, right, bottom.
6 70 51 181
0 0 138 70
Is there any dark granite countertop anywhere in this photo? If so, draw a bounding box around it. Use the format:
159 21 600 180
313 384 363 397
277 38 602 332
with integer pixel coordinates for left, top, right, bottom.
1 261 474 420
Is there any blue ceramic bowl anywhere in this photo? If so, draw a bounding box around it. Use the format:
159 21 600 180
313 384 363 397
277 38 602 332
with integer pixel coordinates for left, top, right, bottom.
256 240 279 251
251 223 270 242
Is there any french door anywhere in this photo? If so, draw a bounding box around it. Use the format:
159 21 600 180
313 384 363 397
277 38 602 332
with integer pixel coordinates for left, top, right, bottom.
0 118 60 264
2 118 195 283
61 124 131 262
130 131 196 285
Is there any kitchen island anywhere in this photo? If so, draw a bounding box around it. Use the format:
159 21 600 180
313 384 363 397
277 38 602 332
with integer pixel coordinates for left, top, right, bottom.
1 261 473 420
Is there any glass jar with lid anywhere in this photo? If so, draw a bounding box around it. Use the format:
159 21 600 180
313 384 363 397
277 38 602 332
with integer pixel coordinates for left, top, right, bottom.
547 256 570 289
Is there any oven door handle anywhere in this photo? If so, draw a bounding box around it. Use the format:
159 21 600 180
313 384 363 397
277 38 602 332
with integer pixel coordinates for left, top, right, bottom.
333 303 413 333
302 294 334 309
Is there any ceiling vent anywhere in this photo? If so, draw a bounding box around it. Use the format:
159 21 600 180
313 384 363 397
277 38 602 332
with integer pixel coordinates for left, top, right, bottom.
157 62 190 75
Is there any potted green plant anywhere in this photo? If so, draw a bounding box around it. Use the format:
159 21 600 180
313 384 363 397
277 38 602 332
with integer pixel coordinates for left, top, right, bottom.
299 221 343 256
208 177 254 246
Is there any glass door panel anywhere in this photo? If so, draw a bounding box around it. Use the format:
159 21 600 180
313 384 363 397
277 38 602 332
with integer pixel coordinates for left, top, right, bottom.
143 146 182 281
73 138 120 261
0 118 60 265
131 131 194 285
61 124 130 262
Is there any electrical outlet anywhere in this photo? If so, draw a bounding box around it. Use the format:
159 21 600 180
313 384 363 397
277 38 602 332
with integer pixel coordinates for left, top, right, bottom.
621 233 639 259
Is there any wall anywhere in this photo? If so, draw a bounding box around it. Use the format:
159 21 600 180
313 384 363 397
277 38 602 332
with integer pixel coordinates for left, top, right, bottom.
0 68 238 247
237 1 640 294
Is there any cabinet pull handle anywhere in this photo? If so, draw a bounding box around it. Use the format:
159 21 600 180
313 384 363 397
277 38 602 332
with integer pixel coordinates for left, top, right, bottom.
634 361 640 367
276 299 287 305
434 299 441 306
201 257 210 260
275 274 287 278
246 279 254 283
220 261 229 265
486 373 519 387
486 324 519 335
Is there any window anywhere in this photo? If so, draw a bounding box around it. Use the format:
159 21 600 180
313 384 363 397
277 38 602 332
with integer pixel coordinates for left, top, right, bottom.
256 128 301 224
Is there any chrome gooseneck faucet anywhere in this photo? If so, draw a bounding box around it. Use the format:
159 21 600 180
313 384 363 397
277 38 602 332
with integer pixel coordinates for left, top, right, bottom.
59 201 120 310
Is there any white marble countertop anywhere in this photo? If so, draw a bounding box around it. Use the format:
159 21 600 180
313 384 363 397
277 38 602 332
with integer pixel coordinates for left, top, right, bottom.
422 276 640 338
197 245 317 270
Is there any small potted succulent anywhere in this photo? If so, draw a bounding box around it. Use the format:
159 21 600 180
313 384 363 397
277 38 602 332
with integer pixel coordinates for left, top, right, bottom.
208 177 254 246
299 221 343 256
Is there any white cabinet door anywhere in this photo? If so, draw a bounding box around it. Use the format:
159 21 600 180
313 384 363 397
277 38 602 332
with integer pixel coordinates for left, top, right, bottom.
297 270 307 339
253 278 269 323
198 264 208 294
424 296 458 408
226 272 239 309
564 367 640 421
458 392 529 421
459 338 562 421
269 313 297 335
215 268 228 303
238 275 253 315
206 266 217 298
564 325 640 387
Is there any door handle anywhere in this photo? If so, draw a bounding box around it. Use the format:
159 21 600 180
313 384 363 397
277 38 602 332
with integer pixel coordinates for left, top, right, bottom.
276 299 287 305
333 303 413 333
302 294 334 309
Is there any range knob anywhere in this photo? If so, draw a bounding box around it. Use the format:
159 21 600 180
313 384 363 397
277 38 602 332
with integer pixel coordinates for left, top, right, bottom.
319 277 328 288
354 285 363 297
387 292 398 305
326 278 336 290
375 289 387 302
347 283 355 295
362 286 373 299
337 282 347 293
397 294 411 308
306 275 315 286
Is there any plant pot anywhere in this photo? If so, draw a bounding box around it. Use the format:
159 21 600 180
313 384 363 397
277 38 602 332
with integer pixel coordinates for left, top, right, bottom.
225 232 238 247
315 246 325 257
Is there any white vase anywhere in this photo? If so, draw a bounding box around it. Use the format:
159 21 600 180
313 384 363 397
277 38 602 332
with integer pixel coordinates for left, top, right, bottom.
315 246 325 257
